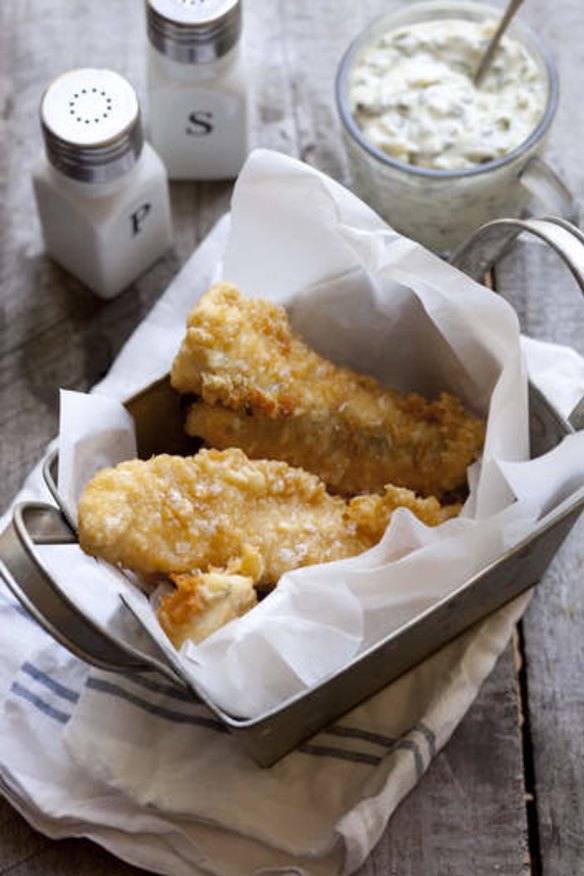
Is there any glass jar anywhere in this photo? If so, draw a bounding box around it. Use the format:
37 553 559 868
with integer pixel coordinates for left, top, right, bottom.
335 0 575 252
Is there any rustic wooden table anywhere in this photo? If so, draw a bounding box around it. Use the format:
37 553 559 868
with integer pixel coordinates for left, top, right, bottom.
1 1 583 874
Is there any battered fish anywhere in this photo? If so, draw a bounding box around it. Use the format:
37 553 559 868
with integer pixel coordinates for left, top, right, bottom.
171 284 485 498
78 448 459 585
160 566 258 649
78 448 460 646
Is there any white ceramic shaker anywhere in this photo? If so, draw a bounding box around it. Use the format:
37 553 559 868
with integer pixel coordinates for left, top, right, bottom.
32 68 173 299
145 0 248 180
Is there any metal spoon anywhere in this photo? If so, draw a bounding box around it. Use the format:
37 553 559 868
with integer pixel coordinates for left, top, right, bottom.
474 0 526 86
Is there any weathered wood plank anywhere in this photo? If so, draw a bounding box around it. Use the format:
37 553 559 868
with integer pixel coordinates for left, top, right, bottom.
0 797 49 873
492 0 584 872
0 0 534 874
495 0 584 863
358 647 530 876
3 836 145 876
522 524 584 873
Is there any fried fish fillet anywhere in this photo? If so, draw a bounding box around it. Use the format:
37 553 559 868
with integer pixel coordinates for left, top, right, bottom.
160 566 258 649
171 284 485 499
78 448 459 586
78 448 460 646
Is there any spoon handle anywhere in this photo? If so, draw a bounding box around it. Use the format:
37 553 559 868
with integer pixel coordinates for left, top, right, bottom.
474 0 526 85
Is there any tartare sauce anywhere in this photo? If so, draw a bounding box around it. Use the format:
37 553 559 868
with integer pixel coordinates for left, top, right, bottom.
348 18 547 171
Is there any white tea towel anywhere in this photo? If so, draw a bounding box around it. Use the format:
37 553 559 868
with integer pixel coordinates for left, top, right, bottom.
0 570 526 876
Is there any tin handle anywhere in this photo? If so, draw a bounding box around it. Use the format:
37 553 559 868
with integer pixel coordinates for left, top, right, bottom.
2 501 188 687
42 447 77 531
450 216 584 430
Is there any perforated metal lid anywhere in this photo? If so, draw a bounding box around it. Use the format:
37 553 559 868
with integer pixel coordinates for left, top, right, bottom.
146 0 242 63
40 69 144 183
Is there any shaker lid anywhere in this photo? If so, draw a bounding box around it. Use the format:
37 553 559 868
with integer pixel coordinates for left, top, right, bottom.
40 68 143 183
146 0 242 63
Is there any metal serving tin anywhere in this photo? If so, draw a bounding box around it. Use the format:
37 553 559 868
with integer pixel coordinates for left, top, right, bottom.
1 217 583 767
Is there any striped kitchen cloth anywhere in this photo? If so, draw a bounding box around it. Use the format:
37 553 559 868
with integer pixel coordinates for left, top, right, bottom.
0 555 526 875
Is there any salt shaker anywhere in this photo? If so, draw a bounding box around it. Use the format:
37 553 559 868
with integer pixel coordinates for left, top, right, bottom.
32 68 173 299
146 0 248 180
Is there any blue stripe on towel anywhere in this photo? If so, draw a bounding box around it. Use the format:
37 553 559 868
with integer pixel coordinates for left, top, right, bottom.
299 742 382 766
86 676 426 772
392 738 424 778
10 682 71 724
324 724 397 748
299 737 425 775
321 724 428 776
87 676 389 766
21 663 80 703
86 676 229 733
128 672 201 704
415 721 437 759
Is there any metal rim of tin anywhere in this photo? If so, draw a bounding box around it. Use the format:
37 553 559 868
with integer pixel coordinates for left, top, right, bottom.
146 0 242 64
40 70 144 184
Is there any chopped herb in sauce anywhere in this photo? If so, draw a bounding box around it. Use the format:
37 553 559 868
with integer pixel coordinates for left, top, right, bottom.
349 18 546 171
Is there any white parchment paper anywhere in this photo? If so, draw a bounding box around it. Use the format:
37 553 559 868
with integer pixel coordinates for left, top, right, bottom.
58 390 136 526
53 150 584 719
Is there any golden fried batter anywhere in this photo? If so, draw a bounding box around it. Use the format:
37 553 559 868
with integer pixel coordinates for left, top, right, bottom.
171 284 484 498
79 449 361 583
78 448 459 586
79 448 459 647
159 567 258 649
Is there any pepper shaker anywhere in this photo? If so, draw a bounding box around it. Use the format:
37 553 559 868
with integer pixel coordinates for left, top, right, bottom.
146 0 248 180
32 68 173 299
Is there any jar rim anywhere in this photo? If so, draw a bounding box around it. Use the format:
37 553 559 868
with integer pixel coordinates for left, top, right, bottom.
335 0 559 180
